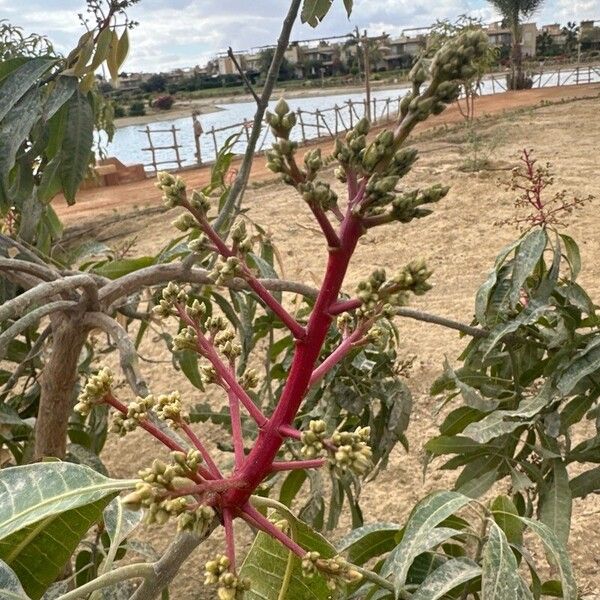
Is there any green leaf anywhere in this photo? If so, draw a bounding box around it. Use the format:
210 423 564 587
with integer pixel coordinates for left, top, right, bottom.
439 407 485 435
509 228 547 309
90 27 113 71
102 497 142 571
116 29 130 69
59 91 94 205
0 462 134 541
279 470 307 508
338 522 401 566
343 0 353 17
443 360 499 412
455 455 502 498
43 76 77 121
559 234 581 280
37 156 62 203
0 58 54 122
491 495 523 547
409 557 480 600
301 0 334 27
240 516 336 600
425 435 485 456
539 460 571 546
517 517 577 600
556 337 600 396
481 521 527 599
569 465 600 498
475 238 521 324
384 491 471 589
0 560 30 600
176 349 204 390
92 256 155 279
0 498 113 599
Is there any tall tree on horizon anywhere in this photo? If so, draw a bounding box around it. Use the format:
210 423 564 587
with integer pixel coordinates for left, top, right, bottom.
487 0 545 89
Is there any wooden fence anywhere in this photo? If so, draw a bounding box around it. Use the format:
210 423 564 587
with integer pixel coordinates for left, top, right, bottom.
140 63 600 172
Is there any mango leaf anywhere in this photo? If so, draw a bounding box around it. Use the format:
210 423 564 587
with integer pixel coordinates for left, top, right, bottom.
92 256 155 279
539 460 571 546
517 517 577 600
43 76 77 121
474 238 522 324
0 57 54 122
491 495 523 547
338 522 401 566
382 491 471 589
343 0 353 17
0 498 114 600
102 497 142 570
559 234 581 280
425 436 486 456
116 29 130 69
279 470 307 508
509 228 547 309
569 465 600 498
90 27 113 71
0 560 30 600
240 516 336 600
301 0 334 26
443 360 499 412
481 521 527 599
0 462 135 541
556 337 600 396
455 455 502 498
409 557 480 600
60 91 94 205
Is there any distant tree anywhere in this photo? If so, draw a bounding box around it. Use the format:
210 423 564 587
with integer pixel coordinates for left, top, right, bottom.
141 73 167 93
486 0 545 89
153 94 175 110
257 48 294 80
562 21 579 55
536 31 556 56
128 100 146 116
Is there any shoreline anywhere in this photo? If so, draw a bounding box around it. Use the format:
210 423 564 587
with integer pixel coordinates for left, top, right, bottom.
113 79 409 129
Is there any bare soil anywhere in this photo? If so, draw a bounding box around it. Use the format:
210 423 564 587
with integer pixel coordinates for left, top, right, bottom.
73 86 600 598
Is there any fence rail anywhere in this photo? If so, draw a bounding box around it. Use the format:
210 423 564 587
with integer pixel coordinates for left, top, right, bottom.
138 64 600 173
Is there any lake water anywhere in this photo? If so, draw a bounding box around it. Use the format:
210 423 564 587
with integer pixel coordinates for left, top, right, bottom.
101 67 600 170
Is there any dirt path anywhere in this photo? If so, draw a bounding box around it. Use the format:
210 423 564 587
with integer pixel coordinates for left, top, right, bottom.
57 83 600 226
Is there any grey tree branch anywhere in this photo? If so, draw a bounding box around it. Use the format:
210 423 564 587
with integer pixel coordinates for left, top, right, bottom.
83 312 150 397
98 263 318 309
0 274 96 323
0 257 58 281
227 47 260 104
213 0 303 233
395 307 487 338
130 523 219 600
0 300 76 359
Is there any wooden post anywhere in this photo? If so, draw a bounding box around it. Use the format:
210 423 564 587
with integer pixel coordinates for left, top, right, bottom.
576 66 580 85
557 68 561 86
348 100 354 129
211 125 218 158
491 75 496 94
144 125 157 173
297 108 306 142
192 112 203 165
315 109 322 137
171 125 182 170
386 98 390 121
334 104 339 135
373 97 377 122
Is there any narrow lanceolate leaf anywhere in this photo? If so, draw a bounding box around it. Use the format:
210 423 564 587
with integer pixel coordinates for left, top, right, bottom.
301 0 334 26
518 517 577 600
0 57 54 122
409 557 480 600
0 462 135 541
570 465 600 498
116 29 130 69
240 517 336 600
43 76 77 121
482 521 527 599
337 522 401 566
491 496 523 547
102 497 142 568
385 491 471 590
559 233 581 280
0 497 114 600
443 360 499 412
343 0 353 17
509 228 547 309
0 560 30 600
59 92 94 204
556 337 600 396
539 460 572 546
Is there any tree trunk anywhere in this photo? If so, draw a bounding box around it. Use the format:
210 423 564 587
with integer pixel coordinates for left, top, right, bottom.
34 314 88 460
511 22 524 90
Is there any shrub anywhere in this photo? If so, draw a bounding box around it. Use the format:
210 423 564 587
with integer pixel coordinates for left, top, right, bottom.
128 101 146 117
113 103 126 118
153 95 175 110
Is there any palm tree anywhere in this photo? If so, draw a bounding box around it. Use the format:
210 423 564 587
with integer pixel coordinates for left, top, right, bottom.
562 21 580 57
487 0 545 89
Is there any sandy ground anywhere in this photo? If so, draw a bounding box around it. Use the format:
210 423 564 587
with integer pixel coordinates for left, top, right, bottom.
71 86 600 598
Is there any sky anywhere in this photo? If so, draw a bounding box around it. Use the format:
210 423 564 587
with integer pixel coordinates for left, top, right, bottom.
1 0 597 72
